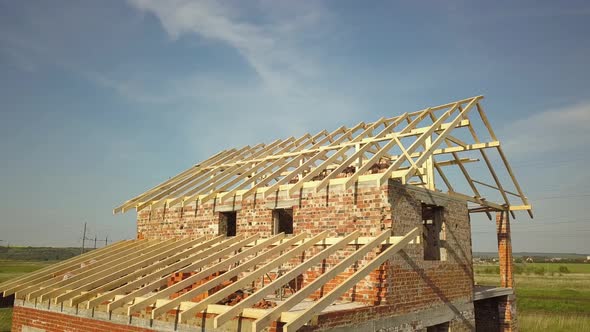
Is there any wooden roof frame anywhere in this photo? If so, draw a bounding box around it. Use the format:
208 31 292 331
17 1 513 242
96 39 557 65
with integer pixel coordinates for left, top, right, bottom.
0 229 421 331
116 95 532 217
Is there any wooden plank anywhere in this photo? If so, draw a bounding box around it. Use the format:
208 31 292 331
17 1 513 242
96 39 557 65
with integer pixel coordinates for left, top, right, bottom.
142 234 285 317
155 233 307 318
168 141 285 207
214 231 361 328
373 113 409 138
447 192 506 211
0 240 131 295
105 235 253 312
12 240 151 299
136 147 251 212
342 137 399 190
377 102 462 185
125 233 279 316
496 146 533 217
399 107 433 135
509 205 532 211
198 139 292 204
283 227 421 332
435 158 478 167
285 123 369 196
177 232 326 322
63 236 210 306
37 239 179 303
81 236 224 309
114 150 229 213
403 98 480 182
237 133 327 201
252 229 393 332
472 179 521 197
314 142 375 193
198 120 472 175
260 128 346 198
146 145 265 210
218 134 317 203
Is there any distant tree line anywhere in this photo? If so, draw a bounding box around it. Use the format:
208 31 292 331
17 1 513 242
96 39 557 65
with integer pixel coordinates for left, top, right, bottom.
0 246 92 261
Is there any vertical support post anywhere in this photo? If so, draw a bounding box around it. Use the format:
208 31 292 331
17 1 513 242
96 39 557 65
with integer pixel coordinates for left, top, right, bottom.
496 211 518 331
425 136 435 190
355 143 362 169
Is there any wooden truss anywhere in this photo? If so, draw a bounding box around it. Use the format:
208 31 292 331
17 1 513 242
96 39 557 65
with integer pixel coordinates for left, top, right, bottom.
0 230 421 331
115 95 532 217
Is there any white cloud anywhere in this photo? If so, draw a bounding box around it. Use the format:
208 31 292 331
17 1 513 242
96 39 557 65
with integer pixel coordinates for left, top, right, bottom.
501 102 590 155
127 0 322 96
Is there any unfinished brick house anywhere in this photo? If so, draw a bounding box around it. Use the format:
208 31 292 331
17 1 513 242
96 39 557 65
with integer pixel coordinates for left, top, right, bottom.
2 95 532 332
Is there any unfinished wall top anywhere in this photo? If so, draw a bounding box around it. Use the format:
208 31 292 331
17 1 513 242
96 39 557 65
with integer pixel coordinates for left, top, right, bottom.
115 96 532 218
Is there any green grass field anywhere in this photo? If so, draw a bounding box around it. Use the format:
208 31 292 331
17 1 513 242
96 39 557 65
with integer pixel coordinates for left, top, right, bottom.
475 264 590 331
0 308 12 332
475 262 590 275
0 260 55 283
0 260 53 331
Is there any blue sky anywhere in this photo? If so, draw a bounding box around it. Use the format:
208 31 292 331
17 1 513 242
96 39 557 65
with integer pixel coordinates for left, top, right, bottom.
0 0 588 253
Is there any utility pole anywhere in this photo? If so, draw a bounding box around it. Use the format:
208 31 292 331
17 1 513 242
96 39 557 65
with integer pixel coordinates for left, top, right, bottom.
81 222 87 254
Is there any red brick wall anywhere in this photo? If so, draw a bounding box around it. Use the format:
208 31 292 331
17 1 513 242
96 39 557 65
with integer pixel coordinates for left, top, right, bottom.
384 184 474 313
11 305 154 332
136 181 474 328
136 184 391 239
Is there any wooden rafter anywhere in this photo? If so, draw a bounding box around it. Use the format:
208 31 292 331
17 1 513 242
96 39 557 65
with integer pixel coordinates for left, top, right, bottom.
283 227 421 332
113 96 532 216
1 228 444 331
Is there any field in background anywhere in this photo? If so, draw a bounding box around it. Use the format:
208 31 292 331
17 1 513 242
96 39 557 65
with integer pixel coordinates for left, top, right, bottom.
0 246 84 262
1 255 589 331
0 260 56 331
475 263 590 331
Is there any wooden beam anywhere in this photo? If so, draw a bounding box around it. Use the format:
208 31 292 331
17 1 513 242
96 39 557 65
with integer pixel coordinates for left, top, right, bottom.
314 142 375 193
136 147 253 212
253 229 393 332
447 192 506 211
377 102 463 185
179 139 288 206
283 227 421 332
472 179 521 198
403 98 480 182
148 234 293 318
509 205 532 211
14 240 152 299
65 236 211 306
218 133 320 204
114 150 229 213
176 232 326 322
81 236 224 309
0 240 131 296
105 235 255 312
147 144 266 211
214 231 361 328
37 239 179 303
145 233 299 318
